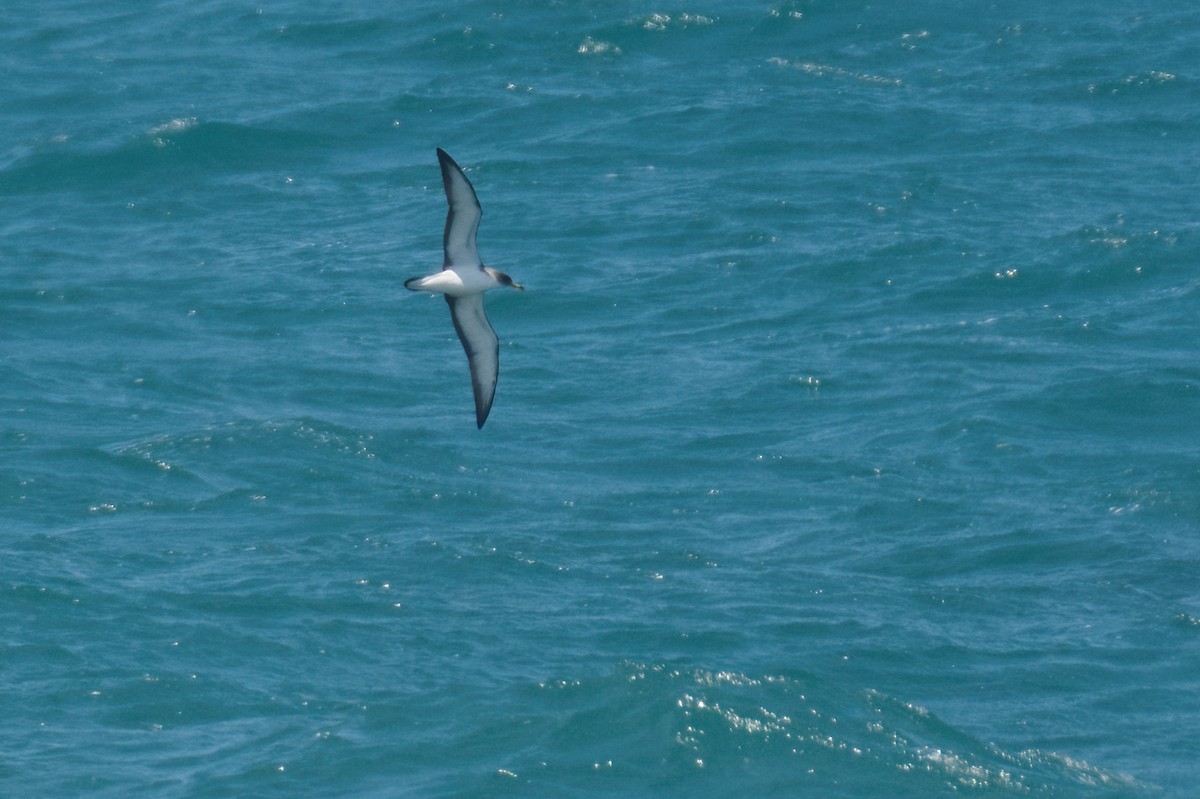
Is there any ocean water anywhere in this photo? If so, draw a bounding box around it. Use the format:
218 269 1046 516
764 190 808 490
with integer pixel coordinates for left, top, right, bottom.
2 1 1198 796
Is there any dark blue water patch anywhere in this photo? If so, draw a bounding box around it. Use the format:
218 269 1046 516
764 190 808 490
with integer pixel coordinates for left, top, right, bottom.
268 13 423 50
0 119 331 197
1023 369 1200 443
423 662 1156 797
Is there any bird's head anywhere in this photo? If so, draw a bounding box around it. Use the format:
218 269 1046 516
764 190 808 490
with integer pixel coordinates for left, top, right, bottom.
495 270 524 291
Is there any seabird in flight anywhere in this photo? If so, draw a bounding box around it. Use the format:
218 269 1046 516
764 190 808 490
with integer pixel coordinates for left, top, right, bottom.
405 148 524 428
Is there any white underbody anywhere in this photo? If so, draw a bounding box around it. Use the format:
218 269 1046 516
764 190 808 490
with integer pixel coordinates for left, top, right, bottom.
407 265 501 297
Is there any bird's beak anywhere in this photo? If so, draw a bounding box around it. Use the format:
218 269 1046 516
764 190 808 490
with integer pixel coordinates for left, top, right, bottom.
512 282 525 291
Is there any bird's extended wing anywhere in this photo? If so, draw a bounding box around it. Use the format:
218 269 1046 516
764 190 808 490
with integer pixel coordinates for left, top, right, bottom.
438 148 482 269
445 293 498 428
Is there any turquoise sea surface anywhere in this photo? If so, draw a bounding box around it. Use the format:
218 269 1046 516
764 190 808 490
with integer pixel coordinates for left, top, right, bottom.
3 2 1199 796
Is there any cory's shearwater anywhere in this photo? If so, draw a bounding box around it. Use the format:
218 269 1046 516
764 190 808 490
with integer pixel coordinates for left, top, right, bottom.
405 148 523 428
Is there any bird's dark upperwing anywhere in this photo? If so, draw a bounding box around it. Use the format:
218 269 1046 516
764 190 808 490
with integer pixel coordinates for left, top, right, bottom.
445 294 498 428
438 148 482 269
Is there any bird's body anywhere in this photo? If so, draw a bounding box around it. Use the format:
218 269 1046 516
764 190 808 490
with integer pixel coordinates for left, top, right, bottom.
404 265 512 296
405 149 523 428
